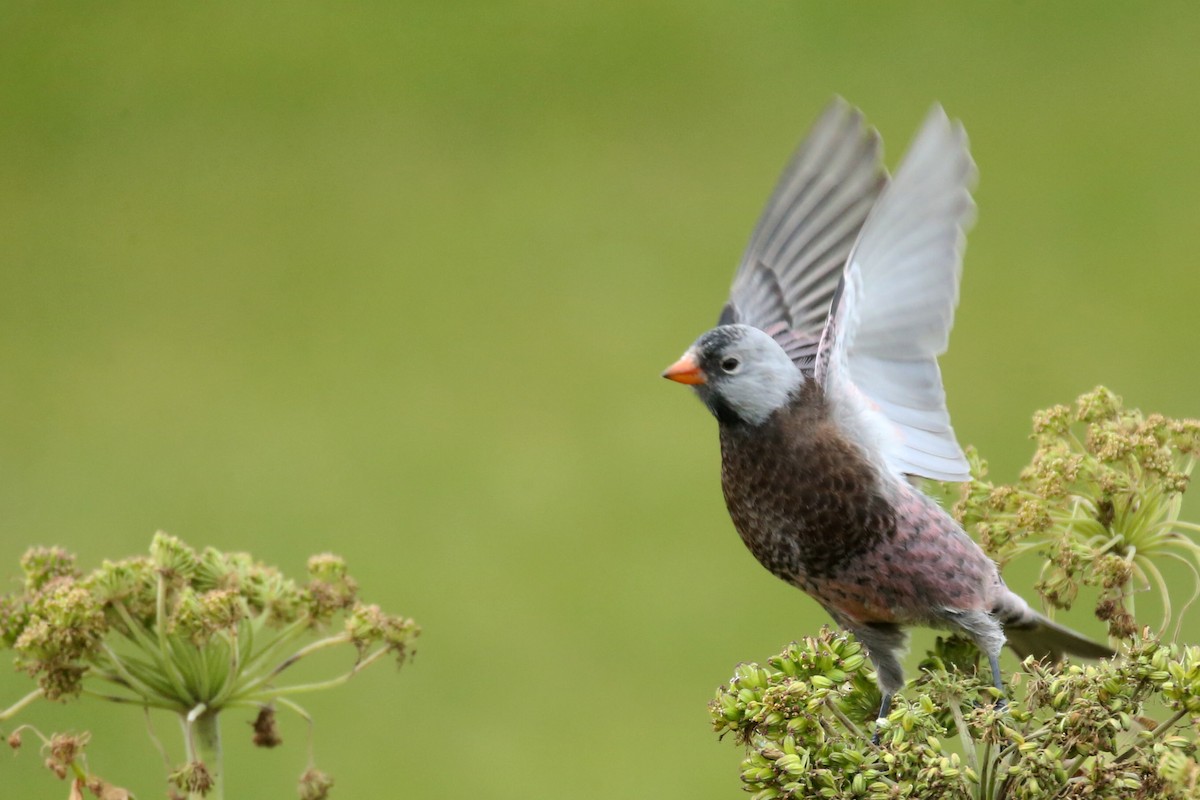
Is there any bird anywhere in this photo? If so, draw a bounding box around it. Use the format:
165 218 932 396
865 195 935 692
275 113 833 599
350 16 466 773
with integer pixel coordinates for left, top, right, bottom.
661 98 1112 735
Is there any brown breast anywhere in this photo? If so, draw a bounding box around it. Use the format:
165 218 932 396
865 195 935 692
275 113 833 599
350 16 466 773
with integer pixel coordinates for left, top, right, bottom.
718 382 897 590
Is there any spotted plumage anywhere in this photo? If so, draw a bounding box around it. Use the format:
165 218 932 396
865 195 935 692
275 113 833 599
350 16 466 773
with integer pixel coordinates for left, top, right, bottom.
663 99 1111 733
719 381 895 584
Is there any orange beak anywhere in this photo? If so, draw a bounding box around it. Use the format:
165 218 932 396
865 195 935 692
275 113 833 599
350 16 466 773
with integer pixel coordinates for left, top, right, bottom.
661 354 706 385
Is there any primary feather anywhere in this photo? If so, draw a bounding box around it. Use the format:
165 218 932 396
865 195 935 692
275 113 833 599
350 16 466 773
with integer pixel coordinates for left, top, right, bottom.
817 104 975 482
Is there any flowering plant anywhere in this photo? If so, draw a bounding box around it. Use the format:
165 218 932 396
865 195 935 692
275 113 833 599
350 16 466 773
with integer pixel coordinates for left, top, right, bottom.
0 533 419 799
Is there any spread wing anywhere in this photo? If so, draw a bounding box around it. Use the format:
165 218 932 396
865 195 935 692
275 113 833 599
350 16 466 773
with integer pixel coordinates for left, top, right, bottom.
722 97 888 376
816 104 976 482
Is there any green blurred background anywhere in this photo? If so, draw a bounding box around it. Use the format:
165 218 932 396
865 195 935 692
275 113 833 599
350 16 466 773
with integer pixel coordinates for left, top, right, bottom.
2 2 1199 797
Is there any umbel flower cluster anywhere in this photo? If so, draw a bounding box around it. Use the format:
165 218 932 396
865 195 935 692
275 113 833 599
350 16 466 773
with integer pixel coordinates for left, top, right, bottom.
712 388 1200 799
714 629 1200 800
0 532 419 799
955 386 1200 639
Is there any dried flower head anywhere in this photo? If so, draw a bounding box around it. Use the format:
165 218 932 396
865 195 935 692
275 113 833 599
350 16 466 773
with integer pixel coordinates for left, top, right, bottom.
298 767 334 800
170 760 214 795
44 731 90 780
251 706 282 748
306 554 359 622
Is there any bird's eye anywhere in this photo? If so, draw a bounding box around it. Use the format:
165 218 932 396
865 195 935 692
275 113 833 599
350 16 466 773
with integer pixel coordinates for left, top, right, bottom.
721 357 741 373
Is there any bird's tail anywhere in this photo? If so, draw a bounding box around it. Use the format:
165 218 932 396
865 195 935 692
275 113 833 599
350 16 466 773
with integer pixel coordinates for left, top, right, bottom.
996 590 1114 661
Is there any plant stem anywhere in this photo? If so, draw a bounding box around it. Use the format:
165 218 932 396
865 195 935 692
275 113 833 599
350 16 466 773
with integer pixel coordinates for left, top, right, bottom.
1114 706 1189 763
80 687 179 711
243 645 389 701
98 641 174 703
155 574 191 700
948 697 978 777
190 707 224 800
0 688 43 721
275 697 318 765
237 616 312 675
823 694 869 742
979 735 993 800
232 631 352 697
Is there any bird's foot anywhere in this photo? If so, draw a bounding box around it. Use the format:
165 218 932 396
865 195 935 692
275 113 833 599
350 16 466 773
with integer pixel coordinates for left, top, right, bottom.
870 718 887 746
968 694 1008 713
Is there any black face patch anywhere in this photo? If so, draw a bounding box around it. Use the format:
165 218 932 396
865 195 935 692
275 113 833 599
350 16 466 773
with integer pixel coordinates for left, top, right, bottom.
706 393 743 427
689 326 751 426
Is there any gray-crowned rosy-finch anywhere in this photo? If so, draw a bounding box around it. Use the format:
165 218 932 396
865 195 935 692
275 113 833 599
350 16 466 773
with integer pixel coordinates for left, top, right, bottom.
662 99 1111 733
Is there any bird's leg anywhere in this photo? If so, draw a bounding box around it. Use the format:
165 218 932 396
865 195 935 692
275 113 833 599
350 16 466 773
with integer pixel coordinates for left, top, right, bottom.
939 609 1008 711
850 623 907 747
988 650 1007 711
871 692 894 746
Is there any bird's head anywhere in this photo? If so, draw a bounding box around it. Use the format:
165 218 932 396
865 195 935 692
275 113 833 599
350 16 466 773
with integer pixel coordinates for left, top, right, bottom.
662 324 803 426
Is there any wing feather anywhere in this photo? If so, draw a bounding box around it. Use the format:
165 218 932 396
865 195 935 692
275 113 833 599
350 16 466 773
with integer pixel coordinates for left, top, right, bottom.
816 105 977 482
724 97 888 375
